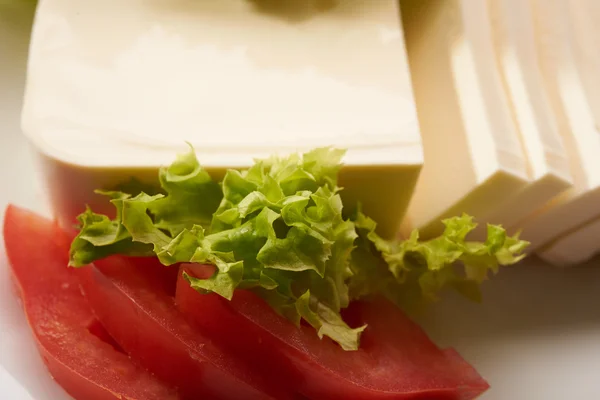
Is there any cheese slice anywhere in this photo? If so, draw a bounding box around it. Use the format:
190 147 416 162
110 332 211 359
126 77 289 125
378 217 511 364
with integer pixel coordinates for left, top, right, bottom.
538 215 600 266
484 0 572 234
21 0 423 238
512 0 600 252
399 0 529 238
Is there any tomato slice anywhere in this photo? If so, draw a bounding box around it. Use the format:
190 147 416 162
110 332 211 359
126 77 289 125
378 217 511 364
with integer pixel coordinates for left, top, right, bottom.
176 265 489 400
78 255 292 400
2 205 179 400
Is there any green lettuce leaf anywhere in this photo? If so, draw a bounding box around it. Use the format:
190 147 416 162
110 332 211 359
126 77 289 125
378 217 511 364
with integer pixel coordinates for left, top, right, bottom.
70 147 363 350
350 210 529 307
69 146 529 351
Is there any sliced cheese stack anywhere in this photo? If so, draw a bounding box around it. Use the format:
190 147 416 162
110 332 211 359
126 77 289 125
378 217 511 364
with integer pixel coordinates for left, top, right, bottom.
486 0 572 234
512 0 600 257
399 0 530 239
537 0 600 265
21 0 422 238
401 0 600 266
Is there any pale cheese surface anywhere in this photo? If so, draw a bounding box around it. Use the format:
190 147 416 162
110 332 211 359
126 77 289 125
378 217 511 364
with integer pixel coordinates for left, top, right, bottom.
23 0 422 168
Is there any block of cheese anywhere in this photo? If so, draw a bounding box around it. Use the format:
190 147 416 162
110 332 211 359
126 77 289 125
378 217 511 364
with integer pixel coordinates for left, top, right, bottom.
485 0 573 234
399 0 529 238
511 0 600 253
21 0 423 238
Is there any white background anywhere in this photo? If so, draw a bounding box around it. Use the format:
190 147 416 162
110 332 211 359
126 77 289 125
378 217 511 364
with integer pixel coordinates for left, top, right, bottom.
1 3 600 400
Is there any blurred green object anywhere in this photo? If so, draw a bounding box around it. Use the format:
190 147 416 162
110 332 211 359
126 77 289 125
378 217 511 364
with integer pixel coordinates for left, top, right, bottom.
0 0 36 60
0 0 36 135
0 0 36 7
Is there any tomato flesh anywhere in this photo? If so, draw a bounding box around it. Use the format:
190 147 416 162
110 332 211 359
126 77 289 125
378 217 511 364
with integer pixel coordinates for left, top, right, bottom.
2 205 179 400
176 265 489 400
79 255 292 400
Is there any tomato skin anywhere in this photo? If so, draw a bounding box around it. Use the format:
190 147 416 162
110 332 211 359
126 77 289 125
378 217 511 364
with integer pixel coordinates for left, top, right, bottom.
79 255 292 400
176 266 489 400
2 205 179 400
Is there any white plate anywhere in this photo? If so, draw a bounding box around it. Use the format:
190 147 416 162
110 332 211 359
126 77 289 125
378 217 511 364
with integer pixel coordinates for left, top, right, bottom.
2 3 600 400
0 3 70 400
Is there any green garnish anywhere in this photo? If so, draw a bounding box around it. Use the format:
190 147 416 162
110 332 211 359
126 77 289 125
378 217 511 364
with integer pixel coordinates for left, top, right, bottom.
69 147 528 351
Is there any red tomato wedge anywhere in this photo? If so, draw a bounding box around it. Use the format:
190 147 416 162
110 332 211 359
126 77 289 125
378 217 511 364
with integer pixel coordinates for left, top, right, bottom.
78 255 292 400
2 205 179 400
177 265 490 400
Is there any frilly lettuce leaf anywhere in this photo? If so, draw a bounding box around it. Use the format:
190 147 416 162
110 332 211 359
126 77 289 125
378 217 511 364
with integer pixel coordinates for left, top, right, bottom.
70 147 363 350
350 209 529 308
69 147 529 351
